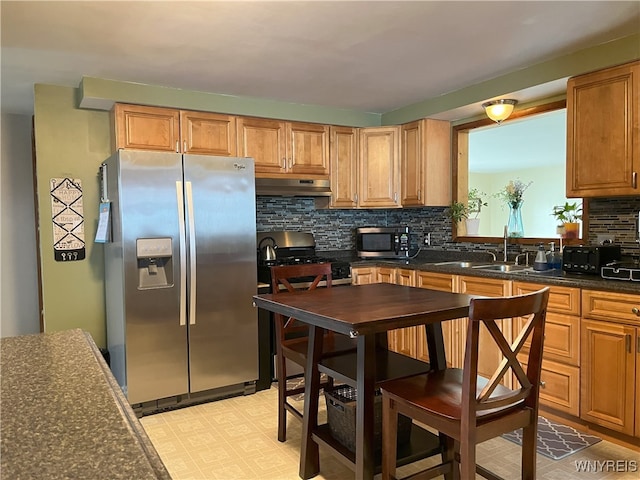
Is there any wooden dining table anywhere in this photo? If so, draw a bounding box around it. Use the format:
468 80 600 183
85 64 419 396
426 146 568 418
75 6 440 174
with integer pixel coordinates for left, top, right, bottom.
253 282 472 480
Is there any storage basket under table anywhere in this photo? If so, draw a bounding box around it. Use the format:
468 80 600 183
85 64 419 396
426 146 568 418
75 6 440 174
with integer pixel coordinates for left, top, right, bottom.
325 385 412 452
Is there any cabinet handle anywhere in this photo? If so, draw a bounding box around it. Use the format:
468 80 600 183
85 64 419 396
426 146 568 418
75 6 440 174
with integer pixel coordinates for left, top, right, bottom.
540 381 546 388
354 193 358 203
176 141 179 153
634 172 638 189
394 192 398 203
183 140 187 152
632 307 640 316
417 189 421 201
626 334 632 353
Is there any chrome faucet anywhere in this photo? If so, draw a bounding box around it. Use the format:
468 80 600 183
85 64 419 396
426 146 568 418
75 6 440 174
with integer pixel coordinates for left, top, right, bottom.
502 225 508 263
515 252 529 266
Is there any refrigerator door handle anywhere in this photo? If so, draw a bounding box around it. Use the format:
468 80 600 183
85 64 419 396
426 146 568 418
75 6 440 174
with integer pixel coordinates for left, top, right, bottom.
176 182 187 326
185 181 197 325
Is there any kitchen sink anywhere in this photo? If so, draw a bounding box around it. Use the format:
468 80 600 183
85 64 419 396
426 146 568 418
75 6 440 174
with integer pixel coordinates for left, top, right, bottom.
432 261 476 268
471 264 530 273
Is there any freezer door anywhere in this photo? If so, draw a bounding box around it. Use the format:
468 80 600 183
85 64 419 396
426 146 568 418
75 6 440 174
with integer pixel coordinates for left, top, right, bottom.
117 150 189 404
183 155 258 393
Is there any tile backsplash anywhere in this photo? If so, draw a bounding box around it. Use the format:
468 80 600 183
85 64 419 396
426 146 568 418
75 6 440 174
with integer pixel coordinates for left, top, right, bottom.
256 196 640 257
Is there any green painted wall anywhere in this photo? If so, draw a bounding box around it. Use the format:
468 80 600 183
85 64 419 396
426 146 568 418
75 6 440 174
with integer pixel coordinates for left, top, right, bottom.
34 85 112 346
79 77 382 127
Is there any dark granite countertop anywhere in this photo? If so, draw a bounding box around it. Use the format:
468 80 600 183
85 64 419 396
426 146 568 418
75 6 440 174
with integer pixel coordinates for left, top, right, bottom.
0 329 171 480
323 250 640 295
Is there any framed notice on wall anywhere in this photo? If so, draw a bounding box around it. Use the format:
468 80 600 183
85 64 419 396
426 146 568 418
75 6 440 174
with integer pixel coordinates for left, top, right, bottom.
50 177 85 261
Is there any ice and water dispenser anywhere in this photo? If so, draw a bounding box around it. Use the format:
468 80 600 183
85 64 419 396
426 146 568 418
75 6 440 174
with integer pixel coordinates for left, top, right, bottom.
136 238 173 289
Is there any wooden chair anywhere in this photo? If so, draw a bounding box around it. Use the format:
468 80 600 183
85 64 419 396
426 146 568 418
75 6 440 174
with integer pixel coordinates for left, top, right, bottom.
380 287 550 480
270 263 356 442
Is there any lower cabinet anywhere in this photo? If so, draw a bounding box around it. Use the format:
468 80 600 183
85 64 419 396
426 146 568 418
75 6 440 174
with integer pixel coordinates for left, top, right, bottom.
351 267 640 441
581 290 640 437
513 282 581 416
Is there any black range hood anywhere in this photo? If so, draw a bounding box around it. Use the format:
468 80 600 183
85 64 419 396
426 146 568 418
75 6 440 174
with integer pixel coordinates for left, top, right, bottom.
255 178 331 197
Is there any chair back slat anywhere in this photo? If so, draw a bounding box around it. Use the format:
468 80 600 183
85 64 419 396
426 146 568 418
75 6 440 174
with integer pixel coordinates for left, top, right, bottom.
464 287 549 413
270 263 333 341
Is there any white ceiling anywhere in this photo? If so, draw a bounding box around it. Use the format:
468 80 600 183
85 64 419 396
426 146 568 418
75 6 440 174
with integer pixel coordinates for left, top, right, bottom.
1 1 639 118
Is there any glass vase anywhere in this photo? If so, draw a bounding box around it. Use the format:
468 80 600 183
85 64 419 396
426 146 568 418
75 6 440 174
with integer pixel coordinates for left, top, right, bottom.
507 201 524 238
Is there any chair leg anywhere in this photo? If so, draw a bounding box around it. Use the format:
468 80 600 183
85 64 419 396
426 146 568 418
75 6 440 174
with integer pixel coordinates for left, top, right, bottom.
459 436 476 480
276 353 287 442
440 434 459 480
381 395 398 480
521 421 538 480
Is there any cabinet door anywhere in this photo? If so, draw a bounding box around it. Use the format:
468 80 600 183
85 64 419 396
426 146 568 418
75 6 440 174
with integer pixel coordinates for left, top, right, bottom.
376 267 396 284
180 111 237 156
288 122 330 176
581 319 636 435
521 357 580 416
400 120 422 206
566 60 639 197
414 271 459 365
358 127 400 208
351 267 376 285
236 117 287 175
112 104 180 152
330 126 358 208
401 119 451 207
388 269 417 358
458 276 512 386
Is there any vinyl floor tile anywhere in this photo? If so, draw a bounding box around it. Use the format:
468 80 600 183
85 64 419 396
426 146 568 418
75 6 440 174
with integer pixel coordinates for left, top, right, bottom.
141 386 640 480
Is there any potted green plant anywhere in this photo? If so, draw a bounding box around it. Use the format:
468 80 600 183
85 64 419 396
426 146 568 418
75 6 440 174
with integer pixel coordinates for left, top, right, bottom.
466 188 488 235
551 202 582 239
447 201 468 224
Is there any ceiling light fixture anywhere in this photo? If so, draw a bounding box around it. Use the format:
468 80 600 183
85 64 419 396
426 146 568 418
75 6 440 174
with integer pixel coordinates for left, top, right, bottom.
482 99 518 124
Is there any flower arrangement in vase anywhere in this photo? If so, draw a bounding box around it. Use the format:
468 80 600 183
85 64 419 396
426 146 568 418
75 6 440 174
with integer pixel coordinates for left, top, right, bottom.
494 179 533 238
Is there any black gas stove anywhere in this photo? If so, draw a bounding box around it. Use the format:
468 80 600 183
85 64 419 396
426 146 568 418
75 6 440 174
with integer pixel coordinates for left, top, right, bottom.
256 231 352 286
254 231 351 392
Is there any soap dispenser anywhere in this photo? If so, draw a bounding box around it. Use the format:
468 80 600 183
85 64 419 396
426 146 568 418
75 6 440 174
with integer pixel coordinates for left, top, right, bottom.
547 242 562 270
533 244 549 271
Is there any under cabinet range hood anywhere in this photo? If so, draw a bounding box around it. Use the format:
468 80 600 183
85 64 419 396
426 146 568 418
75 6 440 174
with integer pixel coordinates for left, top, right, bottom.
255 178 331 197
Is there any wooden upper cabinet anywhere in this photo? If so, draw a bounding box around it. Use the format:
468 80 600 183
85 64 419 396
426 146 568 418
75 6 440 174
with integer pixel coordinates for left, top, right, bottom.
566 60 639 197
288 122 330 176
180 111 237 156
112 104 180 152
112 104 236 156
330 126 358 208
401 119 451 207
358 126 400 208
236 117 329 177
236 117 287 174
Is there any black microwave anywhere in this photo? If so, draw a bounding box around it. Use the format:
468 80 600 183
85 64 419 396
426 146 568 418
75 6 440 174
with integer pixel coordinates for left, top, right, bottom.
356 226 410 259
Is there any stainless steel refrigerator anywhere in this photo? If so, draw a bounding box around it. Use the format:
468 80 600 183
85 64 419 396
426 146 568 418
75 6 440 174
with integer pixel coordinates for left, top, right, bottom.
102 150 258 407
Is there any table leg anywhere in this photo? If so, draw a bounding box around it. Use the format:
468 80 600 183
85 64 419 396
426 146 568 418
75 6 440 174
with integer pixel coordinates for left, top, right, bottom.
355 333 376 480
424 323 447 371
299 325 322 479
425 322 455 480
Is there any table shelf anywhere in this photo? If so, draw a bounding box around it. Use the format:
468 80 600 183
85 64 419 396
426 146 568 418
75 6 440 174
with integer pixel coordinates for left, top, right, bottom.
318 347 431 387
312 422 442 474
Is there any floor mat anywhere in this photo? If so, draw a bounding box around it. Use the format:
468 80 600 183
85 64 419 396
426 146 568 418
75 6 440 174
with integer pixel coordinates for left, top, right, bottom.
502 416 601 460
